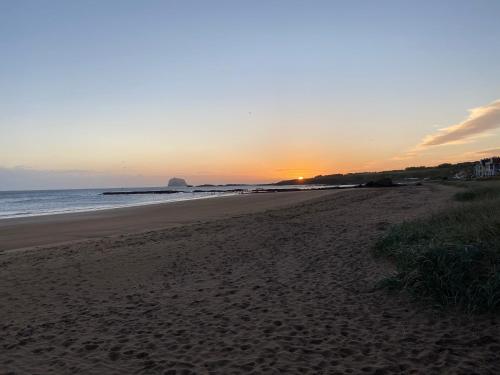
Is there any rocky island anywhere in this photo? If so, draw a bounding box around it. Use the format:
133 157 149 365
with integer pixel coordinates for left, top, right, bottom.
168 177 188 187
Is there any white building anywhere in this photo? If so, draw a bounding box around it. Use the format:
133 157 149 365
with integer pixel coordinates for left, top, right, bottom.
475 157 500 178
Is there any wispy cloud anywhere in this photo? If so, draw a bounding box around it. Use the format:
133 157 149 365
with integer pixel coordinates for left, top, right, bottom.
475 148 500 156
419 99 500 147
393 100 500 163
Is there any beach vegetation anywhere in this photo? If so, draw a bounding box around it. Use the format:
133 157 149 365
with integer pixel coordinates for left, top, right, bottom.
374 180 500 313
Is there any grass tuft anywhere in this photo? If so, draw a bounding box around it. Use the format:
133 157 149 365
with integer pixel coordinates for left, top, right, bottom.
454 181 500 201
375 180 500 313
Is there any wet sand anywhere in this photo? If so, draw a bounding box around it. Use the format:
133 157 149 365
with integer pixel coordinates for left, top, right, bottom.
0 190 333 252
1 185 499 374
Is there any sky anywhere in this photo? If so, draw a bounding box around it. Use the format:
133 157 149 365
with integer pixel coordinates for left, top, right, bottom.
1 0 500 189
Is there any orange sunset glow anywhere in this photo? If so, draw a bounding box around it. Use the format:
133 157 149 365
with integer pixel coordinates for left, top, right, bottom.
0 1 499 190
2 3 500 374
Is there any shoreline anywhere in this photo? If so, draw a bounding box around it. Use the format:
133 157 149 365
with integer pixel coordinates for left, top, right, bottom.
0 192 233 221
2 184 497 374
100 185 358 195
0 184 358 221
0 189 337 252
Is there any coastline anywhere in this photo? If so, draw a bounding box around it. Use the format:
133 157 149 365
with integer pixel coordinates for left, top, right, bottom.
0 189 336 252
0 192 232 221
0 184 354 221
2 184 498 374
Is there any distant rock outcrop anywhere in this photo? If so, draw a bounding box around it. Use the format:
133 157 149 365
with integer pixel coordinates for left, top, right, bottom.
365 178 396 187
168 177 188 187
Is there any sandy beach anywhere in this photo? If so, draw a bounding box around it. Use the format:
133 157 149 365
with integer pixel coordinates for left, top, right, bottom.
1 185 499 374
0 190 333 252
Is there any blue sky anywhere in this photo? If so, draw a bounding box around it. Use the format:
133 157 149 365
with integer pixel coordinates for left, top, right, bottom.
1 0 500 189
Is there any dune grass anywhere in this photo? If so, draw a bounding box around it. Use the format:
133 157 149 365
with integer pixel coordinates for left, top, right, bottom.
453 180 500 202
374 181 500 313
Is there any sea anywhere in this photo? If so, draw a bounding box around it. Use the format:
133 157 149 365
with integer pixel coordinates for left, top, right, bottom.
0 184 339 219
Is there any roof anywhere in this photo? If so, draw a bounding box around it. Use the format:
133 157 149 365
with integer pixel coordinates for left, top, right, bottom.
479 157 500 165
